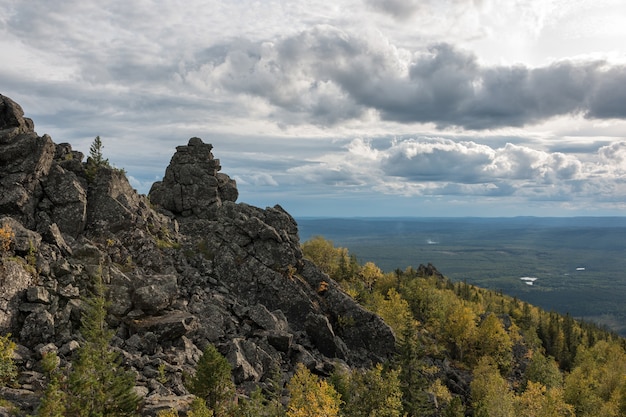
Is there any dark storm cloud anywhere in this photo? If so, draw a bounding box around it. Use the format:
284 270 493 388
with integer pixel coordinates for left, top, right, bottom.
586 67 626 119
187 27 626 129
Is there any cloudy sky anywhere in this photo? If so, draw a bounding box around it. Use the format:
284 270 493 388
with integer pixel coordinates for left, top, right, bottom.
2 0 626 217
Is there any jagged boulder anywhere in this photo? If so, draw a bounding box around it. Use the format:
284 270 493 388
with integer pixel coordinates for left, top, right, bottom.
42 164 87 237
148 137 238 218
0 94 35 139
132 274 179 315
86 167 149 233
0 95 59 230
0 258 34 333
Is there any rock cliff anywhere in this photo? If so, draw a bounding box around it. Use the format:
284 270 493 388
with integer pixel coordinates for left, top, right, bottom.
0 94 396 415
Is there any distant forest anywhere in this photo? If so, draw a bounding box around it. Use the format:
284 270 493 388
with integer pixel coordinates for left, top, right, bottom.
297 217 626 336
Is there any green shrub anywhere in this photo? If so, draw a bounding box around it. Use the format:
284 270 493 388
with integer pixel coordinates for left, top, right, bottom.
0 333 17 387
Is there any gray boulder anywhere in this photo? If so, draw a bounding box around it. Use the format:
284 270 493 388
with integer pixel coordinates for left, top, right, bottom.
43 164 87 237
0 258 34 333
0 94 34 137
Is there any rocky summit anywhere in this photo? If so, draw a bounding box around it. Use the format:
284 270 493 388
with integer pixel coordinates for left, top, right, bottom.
0 94 396 415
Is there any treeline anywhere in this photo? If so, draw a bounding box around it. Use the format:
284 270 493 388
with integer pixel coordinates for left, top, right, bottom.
301 236 626 417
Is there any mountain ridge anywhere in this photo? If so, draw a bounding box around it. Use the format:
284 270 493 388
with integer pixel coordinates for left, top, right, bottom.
0 94 395 415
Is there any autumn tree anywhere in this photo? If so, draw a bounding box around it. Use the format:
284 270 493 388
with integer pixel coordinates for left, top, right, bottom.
427 379 454 414
332 363 403 417
470 356 515 417
401 278 448 328
0 224 14 254
564 340 626 417
367 288 413 338
524 351 562 389
474 313 513 372
514 381 574 417
442 300 477 362
286 363 341 417
359 261 384 292
301 236 342 276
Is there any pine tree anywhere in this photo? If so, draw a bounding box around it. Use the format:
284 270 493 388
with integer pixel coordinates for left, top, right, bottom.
36 352 67 417
186 344 235 417
396 319 434 416
89 136 109 167
85 136 110 181
66 272 139 417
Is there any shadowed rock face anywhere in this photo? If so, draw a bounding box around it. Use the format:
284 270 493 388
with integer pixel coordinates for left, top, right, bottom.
0 95 396 416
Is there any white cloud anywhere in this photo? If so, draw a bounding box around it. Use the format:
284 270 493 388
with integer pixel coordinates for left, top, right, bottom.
2 0 626 216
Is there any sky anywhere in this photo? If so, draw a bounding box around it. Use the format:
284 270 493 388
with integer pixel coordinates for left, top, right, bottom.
2 0 626 217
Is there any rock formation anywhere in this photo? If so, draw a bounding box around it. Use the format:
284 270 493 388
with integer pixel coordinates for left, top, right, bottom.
0 94 396 416
149 137 238 218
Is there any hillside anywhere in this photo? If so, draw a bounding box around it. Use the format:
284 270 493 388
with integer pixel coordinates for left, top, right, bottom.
1 94 625 417
0 94 394 415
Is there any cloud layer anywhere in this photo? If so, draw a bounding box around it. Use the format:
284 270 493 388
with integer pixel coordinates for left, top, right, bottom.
2 0 626 216
280 137 626 202
181 28 626 129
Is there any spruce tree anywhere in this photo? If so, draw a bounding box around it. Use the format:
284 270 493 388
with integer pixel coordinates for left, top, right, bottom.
66 272 139 417
85 136 109 181
89 136 109 167
396 318 434 416
36 352 67 417
186 344 235 417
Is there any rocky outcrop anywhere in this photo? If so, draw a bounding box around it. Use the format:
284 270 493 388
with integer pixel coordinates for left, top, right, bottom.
0 95 55 231
0 95 396 416
149 137 238 218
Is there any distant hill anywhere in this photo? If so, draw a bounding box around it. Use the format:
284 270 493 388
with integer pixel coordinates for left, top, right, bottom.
298 217 626 336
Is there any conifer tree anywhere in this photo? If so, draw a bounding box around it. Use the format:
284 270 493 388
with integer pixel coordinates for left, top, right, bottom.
396 319 434 416
66 272 139 417
89 136 109 167
186 344 235 417
85 135 110 181
36 352 67 417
